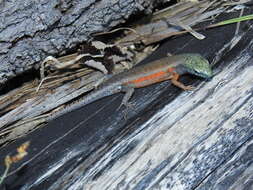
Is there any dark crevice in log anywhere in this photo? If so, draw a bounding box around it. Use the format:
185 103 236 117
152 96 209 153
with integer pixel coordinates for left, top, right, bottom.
0 68 40 95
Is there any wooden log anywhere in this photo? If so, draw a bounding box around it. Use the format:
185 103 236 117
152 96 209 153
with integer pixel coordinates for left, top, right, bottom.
0 0 225 141
0 3 253 190
43 40 253 190
0 0 162 86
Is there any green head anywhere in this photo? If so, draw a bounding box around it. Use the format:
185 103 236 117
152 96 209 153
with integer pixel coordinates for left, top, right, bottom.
180 54 213 79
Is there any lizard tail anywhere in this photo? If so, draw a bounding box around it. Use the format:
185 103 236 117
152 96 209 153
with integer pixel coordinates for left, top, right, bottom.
47 86 115 122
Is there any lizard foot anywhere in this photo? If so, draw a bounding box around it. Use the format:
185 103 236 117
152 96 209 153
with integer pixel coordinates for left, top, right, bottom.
183 85 195 91
117 102 136 119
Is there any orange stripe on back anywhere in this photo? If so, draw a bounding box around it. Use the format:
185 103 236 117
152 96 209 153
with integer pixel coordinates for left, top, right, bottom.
128 70 167 85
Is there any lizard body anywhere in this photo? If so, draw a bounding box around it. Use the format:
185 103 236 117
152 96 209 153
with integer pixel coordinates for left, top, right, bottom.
48 54 212 121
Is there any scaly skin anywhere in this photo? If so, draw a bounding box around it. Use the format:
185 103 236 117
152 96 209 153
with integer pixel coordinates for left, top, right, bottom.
48 53 212 121
181 54 212 79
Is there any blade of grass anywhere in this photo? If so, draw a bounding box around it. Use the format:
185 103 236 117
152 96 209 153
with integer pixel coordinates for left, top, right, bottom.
208 14 253 28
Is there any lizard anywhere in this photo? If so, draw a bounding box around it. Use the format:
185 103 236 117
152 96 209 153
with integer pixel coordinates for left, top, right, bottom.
48 53 212 121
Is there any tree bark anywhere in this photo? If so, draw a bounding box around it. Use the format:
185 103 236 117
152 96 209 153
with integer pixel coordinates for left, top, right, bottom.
0 0 161 86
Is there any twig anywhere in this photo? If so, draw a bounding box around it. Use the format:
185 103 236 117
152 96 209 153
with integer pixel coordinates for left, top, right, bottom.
92 27 141 37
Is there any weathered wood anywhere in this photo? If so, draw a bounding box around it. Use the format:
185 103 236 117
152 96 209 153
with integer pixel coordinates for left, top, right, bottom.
0 0 162 86
0 0 228 145
40 41 253 190
197 138 253 190
117 0 224 46
0 3 253 190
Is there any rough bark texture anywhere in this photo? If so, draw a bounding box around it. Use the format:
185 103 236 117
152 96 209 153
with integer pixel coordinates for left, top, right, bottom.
0 0 160 86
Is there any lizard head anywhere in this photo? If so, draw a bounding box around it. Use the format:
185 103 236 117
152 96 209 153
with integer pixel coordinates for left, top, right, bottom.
181 54 213 79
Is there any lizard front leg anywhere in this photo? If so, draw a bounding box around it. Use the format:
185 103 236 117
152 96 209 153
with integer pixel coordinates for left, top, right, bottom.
171 73 194 90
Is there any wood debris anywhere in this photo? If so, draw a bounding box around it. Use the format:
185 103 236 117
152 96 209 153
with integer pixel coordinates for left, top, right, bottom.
0 0 249 147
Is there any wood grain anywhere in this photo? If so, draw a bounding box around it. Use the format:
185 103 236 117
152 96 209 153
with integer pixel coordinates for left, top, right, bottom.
65 43 253 190
0 4 253 190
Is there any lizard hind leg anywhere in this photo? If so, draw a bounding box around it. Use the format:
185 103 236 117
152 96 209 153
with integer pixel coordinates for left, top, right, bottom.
117 86 136 117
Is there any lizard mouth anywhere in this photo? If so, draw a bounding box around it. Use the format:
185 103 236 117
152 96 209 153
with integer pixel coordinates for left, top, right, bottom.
194 71 213 80
195 68 213 79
